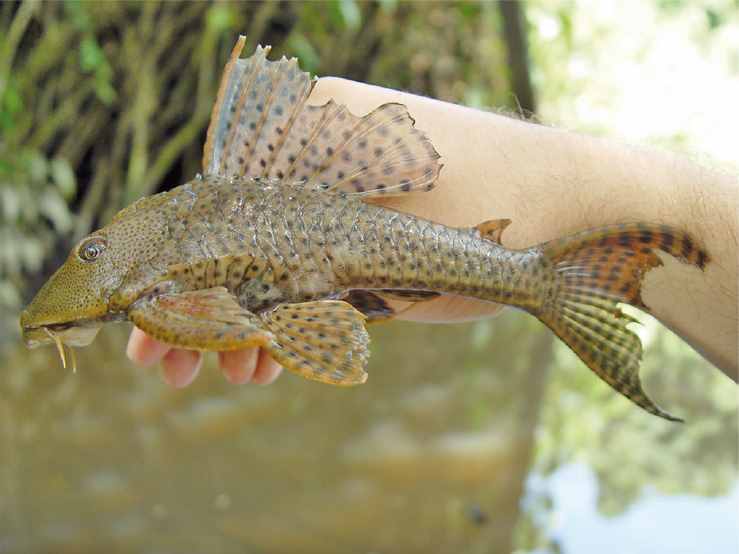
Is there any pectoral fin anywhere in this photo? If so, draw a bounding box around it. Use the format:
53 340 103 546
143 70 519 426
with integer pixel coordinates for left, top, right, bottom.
262 300 370 386
129 287 273 351
130 290 370 387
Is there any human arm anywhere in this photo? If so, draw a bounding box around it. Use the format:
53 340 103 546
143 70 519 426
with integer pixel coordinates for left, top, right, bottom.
128 77 738 384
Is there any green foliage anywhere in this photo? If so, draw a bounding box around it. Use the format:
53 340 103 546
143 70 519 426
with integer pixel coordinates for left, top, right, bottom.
0 149 75 337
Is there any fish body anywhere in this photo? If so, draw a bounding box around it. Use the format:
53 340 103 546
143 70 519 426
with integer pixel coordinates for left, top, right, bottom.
21 37 709 421
112 177 541 313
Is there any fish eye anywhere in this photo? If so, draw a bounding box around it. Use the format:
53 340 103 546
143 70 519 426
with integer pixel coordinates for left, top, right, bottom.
78 237 107 263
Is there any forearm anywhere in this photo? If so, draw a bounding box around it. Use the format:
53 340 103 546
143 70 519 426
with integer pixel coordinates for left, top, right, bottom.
310 77 738 379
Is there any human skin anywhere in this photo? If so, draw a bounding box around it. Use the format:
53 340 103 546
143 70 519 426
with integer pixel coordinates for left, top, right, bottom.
127 77 739 387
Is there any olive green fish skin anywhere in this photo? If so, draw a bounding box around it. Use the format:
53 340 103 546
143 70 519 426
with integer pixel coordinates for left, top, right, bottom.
104 175 549 319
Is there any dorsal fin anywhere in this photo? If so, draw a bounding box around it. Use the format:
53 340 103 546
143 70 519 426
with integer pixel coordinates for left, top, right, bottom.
202 36 442 197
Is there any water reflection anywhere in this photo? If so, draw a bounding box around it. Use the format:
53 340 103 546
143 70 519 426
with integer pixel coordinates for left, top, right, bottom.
0 311 735 553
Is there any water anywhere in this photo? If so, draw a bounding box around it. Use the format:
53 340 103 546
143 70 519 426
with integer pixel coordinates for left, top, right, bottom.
0 310 735 553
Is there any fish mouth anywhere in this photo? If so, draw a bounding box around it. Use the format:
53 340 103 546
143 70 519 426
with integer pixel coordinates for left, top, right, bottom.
21 320 103 350
20 320 103 373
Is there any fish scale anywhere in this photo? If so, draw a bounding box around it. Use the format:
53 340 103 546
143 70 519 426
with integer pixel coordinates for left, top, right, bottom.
20 36 711 421
156 180 538 311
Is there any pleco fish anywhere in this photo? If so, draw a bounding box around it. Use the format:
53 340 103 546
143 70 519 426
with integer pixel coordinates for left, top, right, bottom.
20 36 709 421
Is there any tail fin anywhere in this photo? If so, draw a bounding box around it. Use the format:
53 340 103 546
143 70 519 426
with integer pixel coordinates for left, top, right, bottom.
536 223 709 421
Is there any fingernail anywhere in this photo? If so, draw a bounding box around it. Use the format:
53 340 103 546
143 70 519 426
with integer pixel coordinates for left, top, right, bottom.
162 350 202 388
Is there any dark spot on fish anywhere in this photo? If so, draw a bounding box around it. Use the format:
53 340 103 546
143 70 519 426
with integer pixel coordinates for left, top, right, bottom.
275 105 284 116
638 231 653 243
300 138 308 147
249 122 256 130
326 147 334 156
697 249 708 269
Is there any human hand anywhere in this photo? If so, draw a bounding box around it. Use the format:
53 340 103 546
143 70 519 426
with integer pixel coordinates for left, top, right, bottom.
126 326 283 388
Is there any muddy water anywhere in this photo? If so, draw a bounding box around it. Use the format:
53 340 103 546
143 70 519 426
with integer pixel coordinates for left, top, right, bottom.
0 312 735 553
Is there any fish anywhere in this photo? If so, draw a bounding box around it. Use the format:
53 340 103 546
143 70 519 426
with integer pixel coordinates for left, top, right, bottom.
20 36 709 421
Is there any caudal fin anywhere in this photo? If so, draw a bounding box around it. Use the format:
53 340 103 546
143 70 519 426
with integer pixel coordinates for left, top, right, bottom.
536 223 709 421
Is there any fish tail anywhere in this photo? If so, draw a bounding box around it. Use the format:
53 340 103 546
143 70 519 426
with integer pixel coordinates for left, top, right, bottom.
532 223 709 421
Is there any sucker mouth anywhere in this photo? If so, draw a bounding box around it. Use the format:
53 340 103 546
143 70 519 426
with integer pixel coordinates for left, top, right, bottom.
22 317 111 353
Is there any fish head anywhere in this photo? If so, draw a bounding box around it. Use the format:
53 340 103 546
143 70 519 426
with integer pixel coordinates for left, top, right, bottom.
21 202 168 350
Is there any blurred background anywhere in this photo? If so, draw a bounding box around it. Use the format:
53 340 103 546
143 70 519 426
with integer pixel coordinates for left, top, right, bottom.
0 1 737 552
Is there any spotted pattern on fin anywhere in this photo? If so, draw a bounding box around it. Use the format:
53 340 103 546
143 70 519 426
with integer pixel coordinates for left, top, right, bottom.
261 300 369 385
543 222 709 309
535 222 710 421
203 36 442 196
129 287 272 351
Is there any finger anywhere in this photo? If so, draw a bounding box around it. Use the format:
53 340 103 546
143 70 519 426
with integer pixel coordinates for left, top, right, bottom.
218 348 259 385
161 349 202 388
126 327 171 367
250 350 283 385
